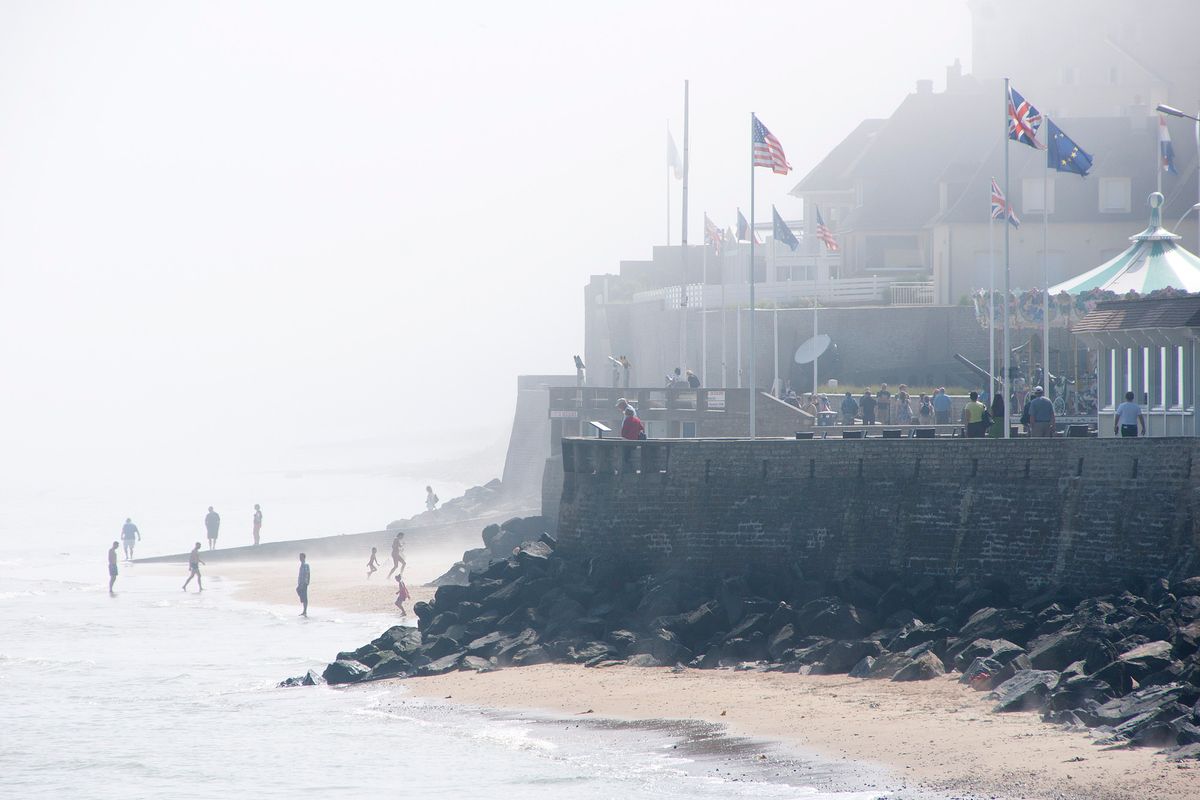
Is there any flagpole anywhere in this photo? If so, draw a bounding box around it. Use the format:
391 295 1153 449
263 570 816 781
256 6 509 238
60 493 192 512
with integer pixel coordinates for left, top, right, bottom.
749 112 757 438
1042 159 1050 393
989 206 996 395
680 81 690 376
1157 116 1163 196
721 238 728 388
1003 78 1012 439
701 234 708 386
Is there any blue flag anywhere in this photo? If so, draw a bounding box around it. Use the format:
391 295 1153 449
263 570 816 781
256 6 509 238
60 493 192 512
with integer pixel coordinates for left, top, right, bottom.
1046 119 1092 177
771 206 799 251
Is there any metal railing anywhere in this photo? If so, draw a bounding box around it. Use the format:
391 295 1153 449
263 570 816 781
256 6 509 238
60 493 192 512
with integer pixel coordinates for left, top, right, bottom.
889 281 936 306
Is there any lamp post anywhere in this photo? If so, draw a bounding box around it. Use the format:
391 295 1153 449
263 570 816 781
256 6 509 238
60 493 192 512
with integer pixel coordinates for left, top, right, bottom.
1157 104 1200 252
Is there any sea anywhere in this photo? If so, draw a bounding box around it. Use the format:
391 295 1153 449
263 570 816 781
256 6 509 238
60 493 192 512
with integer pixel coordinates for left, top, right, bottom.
1 460 908 800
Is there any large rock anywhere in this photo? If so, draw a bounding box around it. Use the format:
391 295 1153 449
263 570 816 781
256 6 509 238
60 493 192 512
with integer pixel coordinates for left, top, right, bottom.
634 629 692 665
817 640 885 674
365 652 412 681
796 598 873 639
866 652 917 679
1026 626 1116 672
990 670 1061 712
892 650 946 682
417 651 465 676
1172 577 1200 598
848 656 876 678
322 659 371 685
1090 683 1198 726
952 638 1025 672
955 607 1035 649
1118 640 1175 679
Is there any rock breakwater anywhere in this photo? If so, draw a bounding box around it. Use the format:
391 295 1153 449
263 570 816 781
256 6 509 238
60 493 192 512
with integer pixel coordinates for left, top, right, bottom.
304 517 1200 760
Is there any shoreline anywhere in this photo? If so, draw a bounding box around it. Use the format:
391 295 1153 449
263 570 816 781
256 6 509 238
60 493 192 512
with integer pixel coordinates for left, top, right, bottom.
154 554 1198 799
400 664 1198 800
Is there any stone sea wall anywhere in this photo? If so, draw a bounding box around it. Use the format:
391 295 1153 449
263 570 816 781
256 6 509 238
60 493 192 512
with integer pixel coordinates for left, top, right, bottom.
557 437 1200 594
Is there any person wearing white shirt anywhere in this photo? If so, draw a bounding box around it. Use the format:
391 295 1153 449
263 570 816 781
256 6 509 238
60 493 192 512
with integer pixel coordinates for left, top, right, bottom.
1114 391 1146 437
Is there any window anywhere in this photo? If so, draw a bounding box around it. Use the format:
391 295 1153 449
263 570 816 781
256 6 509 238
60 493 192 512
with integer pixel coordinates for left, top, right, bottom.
1099 177 1131 213
1022 177 1055 214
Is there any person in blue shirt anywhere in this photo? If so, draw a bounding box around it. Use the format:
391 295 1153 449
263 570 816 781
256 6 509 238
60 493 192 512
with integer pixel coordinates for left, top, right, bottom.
932 388 953 424
1114 392 1147 437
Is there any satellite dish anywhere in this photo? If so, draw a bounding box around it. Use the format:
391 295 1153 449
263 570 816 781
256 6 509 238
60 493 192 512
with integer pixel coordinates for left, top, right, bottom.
794 334 831 365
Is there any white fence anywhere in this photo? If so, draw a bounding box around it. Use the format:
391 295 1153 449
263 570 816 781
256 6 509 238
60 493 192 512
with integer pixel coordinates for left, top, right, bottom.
635 278 936 308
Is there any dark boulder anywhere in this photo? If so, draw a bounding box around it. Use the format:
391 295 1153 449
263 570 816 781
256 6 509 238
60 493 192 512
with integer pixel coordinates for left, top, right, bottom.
509 644 552 667
990 670 1060 712
1172 577 1200 598
413 601 435 629
1175 596 1200 623
892 650 946 682
848 656 876 678
465 631 507 657
1118 640 1175 679
951 638 1025 672
634 629 692 665
960 657 1005 690
767 623 801 661
461 655 497 673
1046 674 1118 711
365 652 412 681
494 629 539 665
1027 626 1117 672
322 659 371 685
887 624 950 653
956 607 1035 648
417 652 465 676
816 640 885 674
279 669 324 688
796 598 873 639
376 625 422 655
418 635 462 661
605 629 639 656
1173 621 1200 658
564 641 615 664
655 601 724 647
627 653 667 668
866 653 916 679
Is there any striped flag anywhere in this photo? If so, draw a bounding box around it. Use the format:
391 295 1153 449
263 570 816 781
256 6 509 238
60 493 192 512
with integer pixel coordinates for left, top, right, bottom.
1160 115 1178 175
990 177 1020 228
752 114 791 175
704 213 723 255
814 205 839 252
1007 85 1044 150
737 209 763 244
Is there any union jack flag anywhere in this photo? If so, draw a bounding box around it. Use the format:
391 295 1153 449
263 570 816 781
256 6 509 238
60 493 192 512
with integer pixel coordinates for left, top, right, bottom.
990 177 1020 229
1008 85 1044 150
752 114 791 175
704 213 723 255
814 205 838 252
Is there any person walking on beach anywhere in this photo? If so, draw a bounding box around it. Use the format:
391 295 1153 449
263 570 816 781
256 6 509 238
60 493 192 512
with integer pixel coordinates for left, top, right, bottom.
386 532 406 579
367 547 380 578
204 507 220 550
425 486 439 512
108 541 120 594
252 504 262 546
297 553 310 617
182 543 204 592
120 518 140 561
1114 391 1147 437
394 574 411 616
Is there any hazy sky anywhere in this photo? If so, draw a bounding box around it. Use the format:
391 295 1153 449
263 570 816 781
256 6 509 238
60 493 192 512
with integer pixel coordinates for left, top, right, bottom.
0 1 971 480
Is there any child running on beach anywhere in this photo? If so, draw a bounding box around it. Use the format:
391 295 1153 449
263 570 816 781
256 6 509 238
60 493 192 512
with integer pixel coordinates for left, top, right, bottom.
366 547 379 579
394 574 411 616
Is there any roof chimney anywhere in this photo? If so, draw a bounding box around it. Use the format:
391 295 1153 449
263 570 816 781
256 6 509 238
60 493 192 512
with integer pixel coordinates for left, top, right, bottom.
946 58 963 91
916 79 934 95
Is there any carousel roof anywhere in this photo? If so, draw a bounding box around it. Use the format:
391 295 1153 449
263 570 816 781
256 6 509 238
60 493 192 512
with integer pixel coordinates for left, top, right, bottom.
1049 193 1200 295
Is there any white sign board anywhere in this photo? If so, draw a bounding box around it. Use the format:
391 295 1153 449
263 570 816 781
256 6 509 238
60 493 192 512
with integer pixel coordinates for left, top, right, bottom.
707 391 726 410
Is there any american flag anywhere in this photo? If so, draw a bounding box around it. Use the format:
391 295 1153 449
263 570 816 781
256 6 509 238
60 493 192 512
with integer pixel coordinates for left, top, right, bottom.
1007 85 1044 150
704 213 723 255
990 177 1020 228
814 205 838 251
752 115 791 175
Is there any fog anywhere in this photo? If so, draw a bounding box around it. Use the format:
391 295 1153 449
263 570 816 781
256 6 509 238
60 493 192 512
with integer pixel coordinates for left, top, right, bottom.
0 1 970 485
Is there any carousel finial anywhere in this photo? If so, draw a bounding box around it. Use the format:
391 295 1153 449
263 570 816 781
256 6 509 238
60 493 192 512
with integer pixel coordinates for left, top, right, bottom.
1149 192 1164 229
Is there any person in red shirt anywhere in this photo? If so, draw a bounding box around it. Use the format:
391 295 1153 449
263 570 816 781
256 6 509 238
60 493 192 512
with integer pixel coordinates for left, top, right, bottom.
620 407 645 440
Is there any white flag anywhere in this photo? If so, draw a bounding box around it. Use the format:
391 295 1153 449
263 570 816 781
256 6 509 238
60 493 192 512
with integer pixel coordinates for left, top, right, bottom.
667 131 684 180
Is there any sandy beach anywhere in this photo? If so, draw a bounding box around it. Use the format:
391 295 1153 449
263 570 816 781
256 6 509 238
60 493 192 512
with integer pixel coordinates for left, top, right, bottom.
175 554 1198 799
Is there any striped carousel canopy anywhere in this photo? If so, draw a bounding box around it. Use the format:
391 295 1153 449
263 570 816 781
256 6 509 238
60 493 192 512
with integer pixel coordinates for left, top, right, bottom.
1049 192 1200 295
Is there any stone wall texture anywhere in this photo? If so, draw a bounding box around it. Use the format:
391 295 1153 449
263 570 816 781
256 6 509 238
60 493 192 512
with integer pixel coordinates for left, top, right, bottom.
556 437 1200 594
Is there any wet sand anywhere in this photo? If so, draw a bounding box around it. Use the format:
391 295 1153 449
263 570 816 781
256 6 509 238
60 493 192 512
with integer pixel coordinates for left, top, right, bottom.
164 555 1199 799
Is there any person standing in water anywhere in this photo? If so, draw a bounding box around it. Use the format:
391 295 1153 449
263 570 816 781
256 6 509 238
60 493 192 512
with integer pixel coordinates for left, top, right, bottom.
204 507 220 550
108 541 120 594
120 518 140 561
366 547 379 578
296 553 311 617
425 486 438 512
252 504 262 546
182 543 204 592
386 532 406 579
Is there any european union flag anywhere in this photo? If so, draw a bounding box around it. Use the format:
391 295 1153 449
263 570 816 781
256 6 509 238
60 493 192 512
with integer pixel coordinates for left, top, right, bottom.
1046 119 1093 177
772 206 799 251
